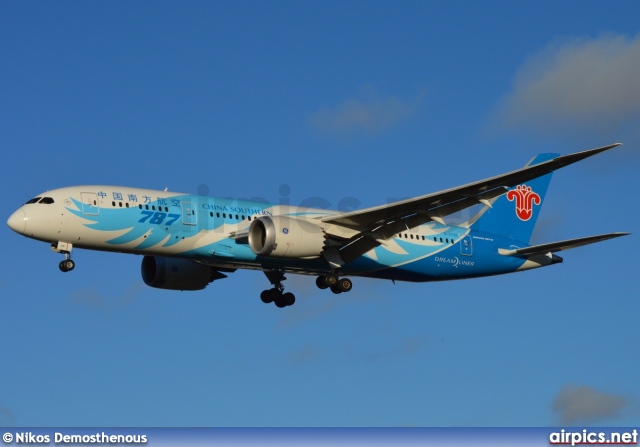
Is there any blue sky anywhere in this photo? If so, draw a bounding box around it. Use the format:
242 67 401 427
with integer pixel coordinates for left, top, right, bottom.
1 1 639 427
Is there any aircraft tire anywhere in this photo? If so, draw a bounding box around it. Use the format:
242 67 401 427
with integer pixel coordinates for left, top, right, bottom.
260 290 273 304
268 288 281 301
324 274 338 287
59 260 75 272
316 276 329 289
282 292 295 306
338 278 352 292
330 285 342 294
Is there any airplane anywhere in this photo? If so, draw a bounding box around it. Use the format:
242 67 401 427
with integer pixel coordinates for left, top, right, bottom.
7 143 629 308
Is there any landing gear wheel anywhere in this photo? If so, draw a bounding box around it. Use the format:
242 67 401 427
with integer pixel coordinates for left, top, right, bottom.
59 259 75 272
260 290 274 304
282 292 295 307
330 285 343 294
268 288 282 302
338 278 352 292
316 276 329 290
324 274 338 288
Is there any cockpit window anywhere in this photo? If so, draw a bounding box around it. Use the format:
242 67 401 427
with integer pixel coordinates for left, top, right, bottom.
24 197 54 205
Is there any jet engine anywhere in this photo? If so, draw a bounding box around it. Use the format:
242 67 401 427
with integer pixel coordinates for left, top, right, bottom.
248 216 325 258
141 256 226 291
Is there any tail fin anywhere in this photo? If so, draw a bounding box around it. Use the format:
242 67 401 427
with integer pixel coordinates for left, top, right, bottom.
470 153 559 244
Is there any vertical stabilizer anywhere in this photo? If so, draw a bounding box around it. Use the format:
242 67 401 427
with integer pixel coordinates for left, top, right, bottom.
470 153 559 244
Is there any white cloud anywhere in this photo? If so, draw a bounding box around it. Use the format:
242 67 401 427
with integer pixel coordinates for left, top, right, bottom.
552 384 633 425
310 90 422 136
496 33 640 137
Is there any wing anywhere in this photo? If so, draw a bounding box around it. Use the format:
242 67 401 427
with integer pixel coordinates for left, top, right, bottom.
321 143 621 263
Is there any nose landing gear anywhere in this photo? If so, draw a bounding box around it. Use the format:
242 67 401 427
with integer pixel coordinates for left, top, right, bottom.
52 242 75 272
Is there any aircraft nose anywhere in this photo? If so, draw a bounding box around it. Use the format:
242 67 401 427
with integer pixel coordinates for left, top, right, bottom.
7 208 26 234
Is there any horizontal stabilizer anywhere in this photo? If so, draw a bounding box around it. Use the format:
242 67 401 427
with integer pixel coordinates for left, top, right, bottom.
498 232 630 257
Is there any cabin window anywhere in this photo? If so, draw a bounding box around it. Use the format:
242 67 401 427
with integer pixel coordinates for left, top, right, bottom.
410 234 414 239
223 213 226 218
242 215 246 221
248 216 252 221
125 203 129 208
216 212 220 218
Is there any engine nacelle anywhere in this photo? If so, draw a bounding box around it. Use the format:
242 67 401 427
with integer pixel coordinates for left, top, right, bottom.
248 216 325 259
141 256 222 291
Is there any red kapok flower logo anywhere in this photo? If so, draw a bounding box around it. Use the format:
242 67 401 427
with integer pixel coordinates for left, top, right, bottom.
507 184 541 221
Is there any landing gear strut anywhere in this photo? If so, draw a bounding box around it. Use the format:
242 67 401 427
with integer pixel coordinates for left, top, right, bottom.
52 242 75 272
261 271 295 308
316 274 352 294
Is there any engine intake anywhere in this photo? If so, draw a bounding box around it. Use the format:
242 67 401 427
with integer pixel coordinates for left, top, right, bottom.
248 216 325 259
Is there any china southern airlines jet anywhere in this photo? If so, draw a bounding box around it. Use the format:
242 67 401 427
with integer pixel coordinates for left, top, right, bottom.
7 143 629 308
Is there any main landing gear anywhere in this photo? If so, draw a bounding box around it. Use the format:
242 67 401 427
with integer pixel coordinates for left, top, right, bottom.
260 271 295 308
51 242 75 272
259 271 353 308
315 274 352 294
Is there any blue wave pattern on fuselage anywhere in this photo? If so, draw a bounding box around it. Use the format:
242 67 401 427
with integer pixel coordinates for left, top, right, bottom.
342 223 470 280
67 196 204 249
374 223 468 267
